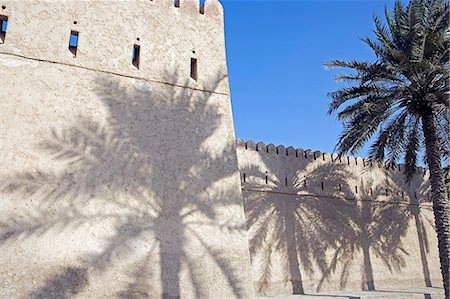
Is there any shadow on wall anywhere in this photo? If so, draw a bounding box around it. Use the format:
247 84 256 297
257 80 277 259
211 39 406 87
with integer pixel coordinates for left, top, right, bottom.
243 157 433 295
390 170 434 288
33 267 89 299
0 70 249 298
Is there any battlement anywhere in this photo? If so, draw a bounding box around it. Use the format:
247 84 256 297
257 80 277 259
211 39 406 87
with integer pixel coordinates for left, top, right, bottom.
236 139 431 203
236 139 428 174
0 0 228 93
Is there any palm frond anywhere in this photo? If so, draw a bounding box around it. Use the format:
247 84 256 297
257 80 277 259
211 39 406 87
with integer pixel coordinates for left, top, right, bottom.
327 0 448 174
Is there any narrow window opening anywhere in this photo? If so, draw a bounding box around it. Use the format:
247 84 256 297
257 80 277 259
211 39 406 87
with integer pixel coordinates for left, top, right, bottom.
304 152 307 158
68 30 79 57
295 151 298 158
321 182 324 190
243 173 246 183
322 153 325 161
132 44 140 69
370 187 373 196
355 158 358 165
174 0 180 7
355 185 358 194
347 156 350 165
303 179 307 187
265 172 268 184
401 191 404 199
339 184 342 192
363 159 366 167
285 177 288 186
414 192 417 199
190 58 198 81
0 15 8 44
386 188 389 196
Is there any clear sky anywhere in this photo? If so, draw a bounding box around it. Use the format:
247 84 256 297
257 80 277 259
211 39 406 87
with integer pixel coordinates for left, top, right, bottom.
221 0 396 156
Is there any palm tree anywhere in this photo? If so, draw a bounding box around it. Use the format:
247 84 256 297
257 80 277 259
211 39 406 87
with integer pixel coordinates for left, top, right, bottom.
326 0 449 297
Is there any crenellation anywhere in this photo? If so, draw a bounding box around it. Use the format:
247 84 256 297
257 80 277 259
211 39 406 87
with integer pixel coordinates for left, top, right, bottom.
323 152 333 162
304 149 312 159
236 138 245 148
200 0 224 17
313 150 321 160
245 140 256 150
256 141 265 152
286 146 296 156
267 143 276 154
330 153 338 163
177 0 200 15
276 145 286 155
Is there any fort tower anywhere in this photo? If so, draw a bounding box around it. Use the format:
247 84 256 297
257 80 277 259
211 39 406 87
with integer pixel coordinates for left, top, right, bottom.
0 1 254 298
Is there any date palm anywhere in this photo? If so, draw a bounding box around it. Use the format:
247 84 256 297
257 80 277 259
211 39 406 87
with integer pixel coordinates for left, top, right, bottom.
326 0 449 296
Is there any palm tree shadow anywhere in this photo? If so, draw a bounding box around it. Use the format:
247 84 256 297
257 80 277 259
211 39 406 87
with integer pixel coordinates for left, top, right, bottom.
389 169 434 287
32 267 89 299
244 161 354 295
243 156 412 295
1 69 250 298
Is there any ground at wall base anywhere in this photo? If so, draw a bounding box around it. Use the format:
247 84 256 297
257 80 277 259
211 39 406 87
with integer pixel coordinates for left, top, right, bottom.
257 287 444 299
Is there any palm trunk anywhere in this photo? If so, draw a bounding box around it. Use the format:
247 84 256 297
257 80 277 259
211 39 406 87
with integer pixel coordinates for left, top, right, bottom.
422 112 450 299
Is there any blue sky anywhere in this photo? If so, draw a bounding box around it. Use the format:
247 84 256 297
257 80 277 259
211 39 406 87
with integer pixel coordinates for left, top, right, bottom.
222 0 396 156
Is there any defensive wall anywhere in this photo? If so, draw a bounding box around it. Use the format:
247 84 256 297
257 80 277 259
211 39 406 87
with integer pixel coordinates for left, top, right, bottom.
236 139 441 296
0 0 443 298
0 1 254 298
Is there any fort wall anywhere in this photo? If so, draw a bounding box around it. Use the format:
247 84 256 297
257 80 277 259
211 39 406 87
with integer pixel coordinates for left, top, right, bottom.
0 1 443 298
0 1 254 298
237 139 441 296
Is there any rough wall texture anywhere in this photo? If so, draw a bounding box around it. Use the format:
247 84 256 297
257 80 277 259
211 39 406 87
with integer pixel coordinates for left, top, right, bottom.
0 1 254 298
0 1 443 298
237 140 441 296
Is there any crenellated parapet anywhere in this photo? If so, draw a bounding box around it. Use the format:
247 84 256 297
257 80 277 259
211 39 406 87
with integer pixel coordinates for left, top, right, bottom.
236 139 431 204
0 0 228 93
236 139 428 172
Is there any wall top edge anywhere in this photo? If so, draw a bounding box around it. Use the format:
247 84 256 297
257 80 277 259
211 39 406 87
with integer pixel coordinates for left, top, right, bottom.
235 138 429 173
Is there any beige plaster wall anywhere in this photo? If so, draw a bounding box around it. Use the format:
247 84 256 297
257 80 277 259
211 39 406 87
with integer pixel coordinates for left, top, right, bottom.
0 1 254 298
237 140 441 296
0 0 228 94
